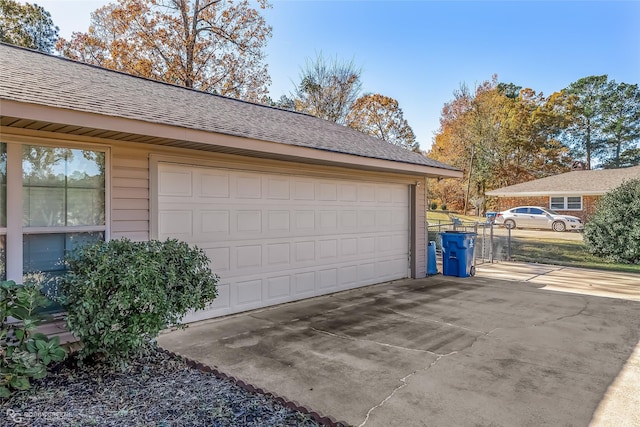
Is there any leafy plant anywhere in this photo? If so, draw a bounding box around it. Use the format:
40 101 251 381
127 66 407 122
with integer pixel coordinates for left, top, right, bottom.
441 204 447 211
1 280 67 398
60 238 219 367
430 202 438 210
584 178 640 264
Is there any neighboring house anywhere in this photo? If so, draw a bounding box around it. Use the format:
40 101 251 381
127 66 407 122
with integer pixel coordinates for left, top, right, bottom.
0 43 461 323
485 165 640 222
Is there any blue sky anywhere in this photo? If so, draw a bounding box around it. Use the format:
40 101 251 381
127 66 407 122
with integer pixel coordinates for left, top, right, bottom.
38 0 640 151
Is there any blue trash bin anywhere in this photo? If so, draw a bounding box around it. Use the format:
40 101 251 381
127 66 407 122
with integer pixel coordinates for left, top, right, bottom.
440 231 476 277
427 241 438 275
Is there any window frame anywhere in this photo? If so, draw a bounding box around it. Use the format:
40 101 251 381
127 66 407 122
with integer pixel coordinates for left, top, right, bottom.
549 196 582 211
2 137 110 282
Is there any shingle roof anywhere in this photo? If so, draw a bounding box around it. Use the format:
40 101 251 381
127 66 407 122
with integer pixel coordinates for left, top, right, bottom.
486 166 640 196
0 43 457 171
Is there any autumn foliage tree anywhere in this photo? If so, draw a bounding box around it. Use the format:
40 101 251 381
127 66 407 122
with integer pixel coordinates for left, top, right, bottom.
429 76 572 213
57 0 272 101
346 93 419 151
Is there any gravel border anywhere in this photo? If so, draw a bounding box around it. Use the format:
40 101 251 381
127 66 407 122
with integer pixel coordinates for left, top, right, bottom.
1 349 337 426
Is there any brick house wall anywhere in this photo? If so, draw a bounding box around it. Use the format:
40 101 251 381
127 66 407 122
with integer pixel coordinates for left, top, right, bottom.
494 195 602 222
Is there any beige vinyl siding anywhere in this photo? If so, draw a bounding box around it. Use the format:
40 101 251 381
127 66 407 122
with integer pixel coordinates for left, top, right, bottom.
413 178 427 278
110 146 149 241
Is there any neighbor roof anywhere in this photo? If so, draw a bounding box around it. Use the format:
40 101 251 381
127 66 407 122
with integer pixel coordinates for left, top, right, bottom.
486 166 640 197
0 43 458 174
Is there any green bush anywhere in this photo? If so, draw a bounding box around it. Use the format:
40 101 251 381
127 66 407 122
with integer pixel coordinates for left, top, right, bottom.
430 202 438 210
584 178 640 264
61 238 219 367
440 204 447 211
1 280 67 398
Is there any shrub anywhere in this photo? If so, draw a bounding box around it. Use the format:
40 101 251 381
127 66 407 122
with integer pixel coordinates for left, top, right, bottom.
61 238 219 367
430 202 438 210
584 178 640 264
1 280 67 398
440 204 447 211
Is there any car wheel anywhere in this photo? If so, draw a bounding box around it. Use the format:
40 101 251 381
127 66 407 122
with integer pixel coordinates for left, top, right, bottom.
552 221 566 232
503 219 516 230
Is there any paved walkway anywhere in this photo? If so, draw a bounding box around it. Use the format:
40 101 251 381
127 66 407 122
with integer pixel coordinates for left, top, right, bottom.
476 261 640 301
476 262 640 427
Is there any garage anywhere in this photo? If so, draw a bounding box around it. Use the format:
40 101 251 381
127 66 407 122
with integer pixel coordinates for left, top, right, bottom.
2 44 462 344
157 162 411 320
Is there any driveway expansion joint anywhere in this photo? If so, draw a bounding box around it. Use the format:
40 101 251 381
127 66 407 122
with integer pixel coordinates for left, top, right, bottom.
309 327 440 355
383 307 489 335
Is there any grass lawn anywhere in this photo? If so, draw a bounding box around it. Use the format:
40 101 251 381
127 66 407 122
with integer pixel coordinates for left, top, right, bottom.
427 211 484 224
510 237 640 274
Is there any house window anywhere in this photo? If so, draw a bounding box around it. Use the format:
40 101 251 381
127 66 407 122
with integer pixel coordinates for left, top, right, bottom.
567 197 582 210
22 145 106 297
550 196 582 211
1 141 107 297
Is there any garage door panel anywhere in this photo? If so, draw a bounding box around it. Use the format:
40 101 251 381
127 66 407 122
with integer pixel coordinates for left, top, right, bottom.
340 237 357 256
294 240 315 262
158 210 192 237
318 268 338 290
376 186 392 203
359 236 375 254
359 184 376 202
266 242 291 266
267 210 290 232
294 211 315 230
236 245 262 269
236 210 262 233
339 265 358 286
339 184 357 201
204 247 230 272
158 163 409 320
236 175 262 199
340 210 357 228
266 275 291 299
293 180 314 200
159 169 192 197
358 263 376 282
199 172 230 198
266 177 290 200
236 279 263 306
294 271 316 295
201 210 229 234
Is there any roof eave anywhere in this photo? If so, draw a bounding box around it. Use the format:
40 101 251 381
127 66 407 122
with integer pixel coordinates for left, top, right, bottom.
486 191 605 197
1 99 462 179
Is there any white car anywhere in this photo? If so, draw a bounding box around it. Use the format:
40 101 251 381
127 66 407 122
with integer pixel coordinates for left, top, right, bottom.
495 206 584 232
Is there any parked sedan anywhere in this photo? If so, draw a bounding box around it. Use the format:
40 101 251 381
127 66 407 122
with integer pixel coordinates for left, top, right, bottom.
495 206 584 232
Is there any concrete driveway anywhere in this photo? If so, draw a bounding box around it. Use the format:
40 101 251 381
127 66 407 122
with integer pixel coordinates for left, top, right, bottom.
159 269 640 427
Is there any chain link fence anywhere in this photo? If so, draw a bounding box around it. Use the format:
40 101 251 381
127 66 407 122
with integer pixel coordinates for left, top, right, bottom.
427 219 513 267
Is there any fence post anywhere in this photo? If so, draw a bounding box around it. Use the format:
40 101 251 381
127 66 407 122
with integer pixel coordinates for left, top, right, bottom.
507 226 512 261
489 222 494 263
482 222 486 263
473 222 478 267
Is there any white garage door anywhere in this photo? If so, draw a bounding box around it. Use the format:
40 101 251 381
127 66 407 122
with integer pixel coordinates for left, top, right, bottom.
157 163 410 321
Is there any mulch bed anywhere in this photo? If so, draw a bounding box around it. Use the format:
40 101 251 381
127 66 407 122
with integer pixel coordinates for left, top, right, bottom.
1 350 321 426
